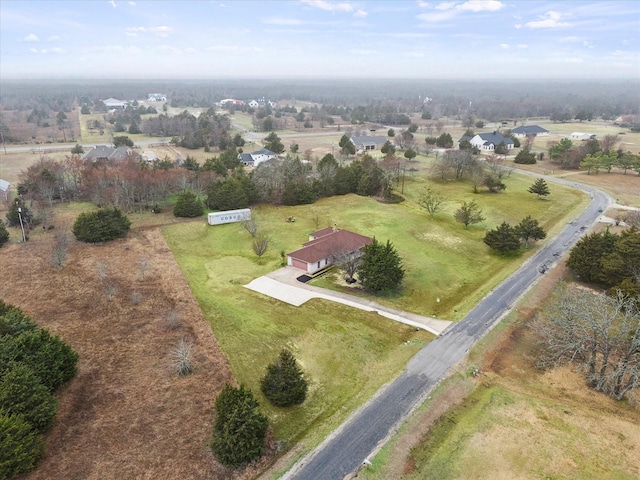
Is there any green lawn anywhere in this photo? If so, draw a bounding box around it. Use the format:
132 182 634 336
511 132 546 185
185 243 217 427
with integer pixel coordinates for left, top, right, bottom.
164 218 433 451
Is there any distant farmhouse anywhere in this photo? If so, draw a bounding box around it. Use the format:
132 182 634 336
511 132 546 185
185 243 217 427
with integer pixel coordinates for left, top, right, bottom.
248 98 277 109
82 145 135 162
570 132 597 141
219 98 245 106
102 98 128 109
287 227 373 275
239 148 278 168
350 135 389 152
459 131 514 151
511 125 549 138
0 179 10 201
147 93 167 102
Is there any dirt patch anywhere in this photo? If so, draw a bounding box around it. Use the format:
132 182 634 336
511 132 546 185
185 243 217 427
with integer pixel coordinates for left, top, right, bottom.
0 227 270 479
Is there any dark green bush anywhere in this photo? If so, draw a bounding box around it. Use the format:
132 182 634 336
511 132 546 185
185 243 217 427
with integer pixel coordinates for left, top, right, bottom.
211 384 268 466
0 301 38 337
0 410 44 479
173 190 204 218
260 349 308 407
0 222 9 247
0 363 58 432
72 208 131 243
0 329 78 391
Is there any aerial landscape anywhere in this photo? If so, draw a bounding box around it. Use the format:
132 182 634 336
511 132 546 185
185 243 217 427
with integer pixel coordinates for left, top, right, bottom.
1 1 639 479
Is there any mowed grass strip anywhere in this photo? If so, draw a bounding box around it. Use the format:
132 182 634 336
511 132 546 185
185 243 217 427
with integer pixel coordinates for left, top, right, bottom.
164 218 433 448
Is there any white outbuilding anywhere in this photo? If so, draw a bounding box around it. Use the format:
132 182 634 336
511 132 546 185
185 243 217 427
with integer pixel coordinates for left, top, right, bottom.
207 208 251 226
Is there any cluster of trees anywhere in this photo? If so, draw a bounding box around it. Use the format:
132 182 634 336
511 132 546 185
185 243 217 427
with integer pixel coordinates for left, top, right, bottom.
142 110 232 149
581 151 640 175
567 227 640 298
546 135 634 170
483 216 546 252
211 349 308 467
430 151 511 195
533 284 639 402
0 301 78 479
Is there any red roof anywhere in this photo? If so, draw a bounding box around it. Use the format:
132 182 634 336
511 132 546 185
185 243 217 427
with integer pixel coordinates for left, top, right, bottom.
287 229 373 264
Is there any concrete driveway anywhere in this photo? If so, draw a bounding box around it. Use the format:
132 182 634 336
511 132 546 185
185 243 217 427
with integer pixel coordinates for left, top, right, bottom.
244 267 452 336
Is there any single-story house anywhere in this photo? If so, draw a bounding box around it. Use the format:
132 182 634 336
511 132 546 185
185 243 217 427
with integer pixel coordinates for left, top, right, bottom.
287 227 373 275
219 98 244 106
82 145 134 162
570 132 597 141
0 179 10 201
468 132 514 151
147 93 166 102
102 98 128 109
248 100 260 108
239 148 278 167
351 135 389 152
511 125 549 137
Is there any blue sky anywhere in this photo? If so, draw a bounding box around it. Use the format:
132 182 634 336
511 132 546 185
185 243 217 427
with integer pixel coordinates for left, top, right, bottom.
1 0 638 79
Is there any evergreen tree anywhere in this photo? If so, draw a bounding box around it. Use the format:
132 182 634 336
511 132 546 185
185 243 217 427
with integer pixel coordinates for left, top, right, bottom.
567 230 617 283
0 362 58 432
0 222 9 248
263 132 284 154
260 349 308 407
0 410 45 479
528 178 550 199
210 384 268 466
436 132 453 148
173 190 204 218
72 208 131 243
515 215 547 247
339 134 356 156
514 147 537 164
358 239 405 292
380 140 395 157
484 222 521 252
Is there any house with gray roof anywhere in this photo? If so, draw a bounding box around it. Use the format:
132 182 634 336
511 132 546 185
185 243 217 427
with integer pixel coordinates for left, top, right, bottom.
350 136 389 152
468 132 514 152
511 125 549 137
239 148 278 167
102 98 128 109
82 145 135 162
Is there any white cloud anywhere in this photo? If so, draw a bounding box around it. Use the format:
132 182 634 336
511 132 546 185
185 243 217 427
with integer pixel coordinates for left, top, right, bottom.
205 45 263 55
301 0 353 13
109 0 117 7
525 11 570 29
30 48 38 53
355 9 367 17
128 1 136 5
417 1 430 7
46 35 62 42
23 33 39 42
403 51 425 58
125 26 174 37
456 0 503 12
517 44 528 49
499 43 509 49
435 1 456 10
417 10 457 22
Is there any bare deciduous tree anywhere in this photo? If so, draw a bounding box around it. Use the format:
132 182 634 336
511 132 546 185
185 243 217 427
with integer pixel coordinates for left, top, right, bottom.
532 284 640 402
171 338 194 376
418 187 448 217
242 219 258 237
50 229 69 269
252 233 269 257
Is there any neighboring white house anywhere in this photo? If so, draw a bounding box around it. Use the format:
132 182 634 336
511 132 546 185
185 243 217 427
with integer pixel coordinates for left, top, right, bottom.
208 208 251 226
219 98 244 106
248 100 259 108
468 132 514 151
350 136 389 152
511 125 549 137
239 148 278 168
0 179 10 201
147 93 166 102
102 98 128 109
571 132 596 141
287 227 373 275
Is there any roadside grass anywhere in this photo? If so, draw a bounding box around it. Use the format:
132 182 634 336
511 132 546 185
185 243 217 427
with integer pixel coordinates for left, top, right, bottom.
163 219 433 448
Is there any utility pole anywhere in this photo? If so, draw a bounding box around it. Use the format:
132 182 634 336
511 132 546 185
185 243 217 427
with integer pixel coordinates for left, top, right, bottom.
17 207 26 242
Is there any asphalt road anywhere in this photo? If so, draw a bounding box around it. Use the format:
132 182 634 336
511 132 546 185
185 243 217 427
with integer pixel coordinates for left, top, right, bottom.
285 176 612 480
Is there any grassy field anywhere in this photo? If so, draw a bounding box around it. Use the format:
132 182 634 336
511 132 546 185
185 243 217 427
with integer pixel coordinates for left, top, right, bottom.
163 217 433 449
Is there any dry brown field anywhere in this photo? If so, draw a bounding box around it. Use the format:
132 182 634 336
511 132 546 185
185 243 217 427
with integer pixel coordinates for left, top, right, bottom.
0 213 272 479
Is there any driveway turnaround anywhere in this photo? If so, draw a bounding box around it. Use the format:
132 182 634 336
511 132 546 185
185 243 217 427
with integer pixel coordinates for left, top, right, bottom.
244 267 452 336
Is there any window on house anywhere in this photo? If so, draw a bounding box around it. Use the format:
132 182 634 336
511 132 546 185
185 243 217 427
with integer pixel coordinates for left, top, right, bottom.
317 261 321 268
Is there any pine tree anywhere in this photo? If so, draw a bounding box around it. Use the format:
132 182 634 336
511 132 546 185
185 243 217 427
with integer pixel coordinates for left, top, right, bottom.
0 222 9 247
528 178 550 199
515 215 547 247
0 410 45 479
261 349 308 407
454 200 485 229
211 384 268 466
173 190 204 218
358 239 405 292
483 222 521 252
